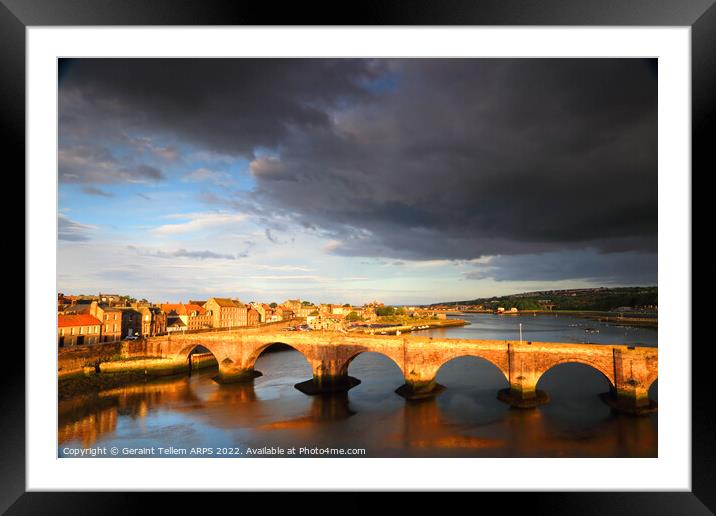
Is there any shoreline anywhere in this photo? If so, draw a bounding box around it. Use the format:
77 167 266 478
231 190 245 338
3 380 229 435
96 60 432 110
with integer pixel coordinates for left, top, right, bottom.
456 310 657 329
355 318 468 335
58 353 219 401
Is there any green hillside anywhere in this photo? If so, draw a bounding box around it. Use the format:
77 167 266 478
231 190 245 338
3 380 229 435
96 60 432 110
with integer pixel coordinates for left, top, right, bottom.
433 286 657 312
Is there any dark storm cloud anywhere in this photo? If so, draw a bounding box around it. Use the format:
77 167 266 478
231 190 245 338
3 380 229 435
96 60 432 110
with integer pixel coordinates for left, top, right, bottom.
463 250 657 285
59 58 386 157
59 143 165 184
60 58 657 281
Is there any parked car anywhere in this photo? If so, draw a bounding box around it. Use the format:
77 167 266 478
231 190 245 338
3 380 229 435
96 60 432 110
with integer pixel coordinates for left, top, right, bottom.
124 334 140 341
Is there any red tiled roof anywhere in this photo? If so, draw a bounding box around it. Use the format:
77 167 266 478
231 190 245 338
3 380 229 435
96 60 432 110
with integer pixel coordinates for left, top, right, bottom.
184 304 206 315
58 314 102 328
161 303 207 316
161 303 187 315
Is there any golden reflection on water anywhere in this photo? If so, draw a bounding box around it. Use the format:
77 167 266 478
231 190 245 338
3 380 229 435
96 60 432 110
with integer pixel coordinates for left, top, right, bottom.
58 405 117 448
58 367 656 457
258 392 356 430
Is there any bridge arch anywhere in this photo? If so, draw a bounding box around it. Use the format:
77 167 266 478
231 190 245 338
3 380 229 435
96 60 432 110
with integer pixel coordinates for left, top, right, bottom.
175 342 222 363
435 353 509 383
339 350 405 378
245 341 313 371
435 355 510 386
535 359 616 392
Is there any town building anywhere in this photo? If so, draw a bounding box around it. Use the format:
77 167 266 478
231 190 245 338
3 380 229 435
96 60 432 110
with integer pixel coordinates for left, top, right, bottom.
161 303 211 331
63 301 123 343
98 293 125 306
274 306 294 321
282 299 302 312
166 317 187 333
58 314 102 347
306 313 345 331
204 298 247 328
251 302 267 322
247 307 260 326
92 303 123 342
297 305 316 318
136 305 167 337
119 307 142 338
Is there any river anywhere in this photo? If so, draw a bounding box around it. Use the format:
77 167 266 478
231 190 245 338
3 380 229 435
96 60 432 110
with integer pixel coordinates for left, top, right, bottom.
58 313 658 458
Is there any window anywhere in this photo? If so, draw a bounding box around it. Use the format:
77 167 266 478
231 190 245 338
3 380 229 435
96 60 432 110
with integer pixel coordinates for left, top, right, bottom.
70 327 74 336
60 328 64 336
79 326 84 335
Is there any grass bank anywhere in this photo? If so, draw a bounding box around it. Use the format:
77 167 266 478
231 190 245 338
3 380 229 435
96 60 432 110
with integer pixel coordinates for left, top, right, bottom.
355 317 468 335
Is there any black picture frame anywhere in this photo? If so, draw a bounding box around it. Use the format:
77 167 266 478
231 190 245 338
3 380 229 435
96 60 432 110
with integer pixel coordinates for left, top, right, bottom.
4 0 709 512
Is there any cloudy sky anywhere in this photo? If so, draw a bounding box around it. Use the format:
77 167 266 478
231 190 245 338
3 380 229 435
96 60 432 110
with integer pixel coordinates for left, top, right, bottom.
57 58 657 305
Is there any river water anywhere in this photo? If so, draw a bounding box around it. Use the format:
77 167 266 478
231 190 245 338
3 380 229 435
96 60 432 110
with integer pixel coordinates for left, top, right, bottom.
58 313 657 458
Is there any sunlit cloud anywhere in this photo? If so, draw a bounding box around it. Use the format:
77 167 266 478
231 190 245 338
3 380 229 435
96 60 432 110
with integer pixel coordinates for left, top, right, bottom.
152 212 249 235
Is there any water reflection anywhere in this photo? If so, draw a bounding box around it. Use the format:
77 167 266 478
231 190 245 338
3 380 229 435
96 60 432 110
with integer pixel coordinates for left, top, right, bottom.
58 314 657 458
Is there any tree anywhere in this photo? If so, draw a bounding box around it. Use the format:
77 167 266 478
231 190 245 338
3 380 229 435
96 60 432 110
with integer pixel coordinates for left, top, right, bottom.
269 302 277 308
376 306 396 317
346 311 360 322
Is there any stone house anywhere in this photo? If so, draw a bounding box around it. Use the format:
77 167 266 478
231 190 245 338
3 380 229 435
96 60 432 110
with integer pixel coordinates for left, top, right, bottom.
251 303 267 322
161 303 211 331
119 307 142 338
275 306 294 321
282 299 302 312
58 314 102 348
204 298 247 328
247 307 260 326
65 301 123 343
136 305 167 336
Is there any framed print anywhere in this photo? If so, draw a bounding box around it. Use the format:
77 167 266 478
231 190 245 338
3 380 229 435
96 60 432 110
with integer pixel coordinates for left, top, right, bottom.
5 0 712 512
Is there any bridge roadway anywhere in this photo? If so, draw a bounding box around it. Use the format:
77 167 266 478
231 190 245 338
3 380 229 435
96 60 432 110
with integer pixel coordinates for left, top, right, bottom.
139 324 658 415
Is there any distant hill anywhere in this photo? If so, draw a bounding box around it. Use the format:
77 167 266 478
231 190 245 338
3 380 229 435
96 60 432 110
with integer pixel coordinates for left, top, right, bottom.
430 286 657 312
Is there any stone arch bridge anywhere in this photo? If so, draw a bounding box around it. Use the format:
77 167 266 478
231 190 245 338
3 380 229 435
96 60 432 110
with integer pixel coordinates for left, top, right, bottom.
141 325 657 415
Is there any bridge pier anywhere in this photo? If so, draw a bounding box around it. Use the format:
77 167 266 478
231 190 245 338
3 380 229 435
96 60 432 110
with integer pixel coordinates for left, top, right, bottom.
599 348 657 416
498 345 548 408
212 359 262 384
395 365 445 400
497 384 549 409
599 389 656 416
294 359 361 395
395 379 446 400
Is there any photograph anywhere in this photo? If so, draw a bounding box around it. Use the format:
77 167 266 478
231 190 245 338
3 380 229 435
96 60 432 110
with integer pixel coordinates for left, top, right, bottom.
56 57 659 460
